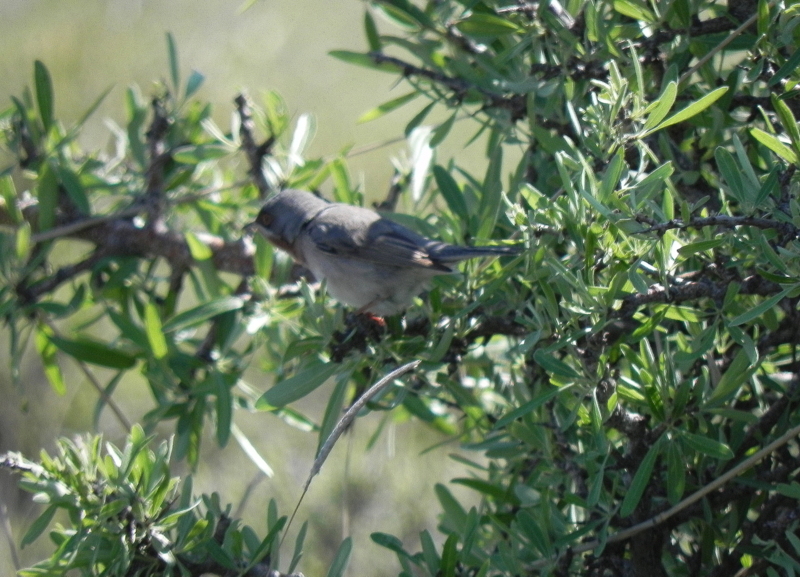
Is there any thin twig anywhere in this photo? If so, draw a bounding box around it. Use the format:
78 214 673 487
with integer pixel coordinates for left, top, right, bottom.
279 360 421 547
75 359 132 431
678 5 768 87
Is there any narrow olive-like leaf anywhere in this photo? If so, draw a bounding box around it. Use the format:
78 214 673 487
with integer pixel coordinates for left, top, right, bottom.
55 165 90 215
287 521 308 573
172 144 230 164
456 13 522 36
613 0 656 22
328 50 402 73
776 482 800 500
434 165 469 221
599 148 625 201
420 530 441 576
257 361 338 408
405 101 436 137
435 483 467 529
533 349 582 379
166 32 180 90
665 441 685 503
184 231 213 260
34 60 54 132
707 348 755 405
728 285 794 326
648 86 728 134
679 431 734 460
643 81 677 130
771 94 800 155
715 148 747 203
214 375 232 448
49 336 136 369
364 10 381 51
430 112 457 147
0 176 22 223
316 372 350 455
21 504 58 547
16 222 31 260
677 238 725 257
358 91 418 123
769 46 800 87
35 326 65 395
162 296 244 333
620 436 663 516
371 532 409 556
37 162 58 232
494 386 563 429
143 302 168 359
754 167 779 207
185 70 205 99
441 533 458 577
477 143 503 240
750 128 799 164
325 537 352 577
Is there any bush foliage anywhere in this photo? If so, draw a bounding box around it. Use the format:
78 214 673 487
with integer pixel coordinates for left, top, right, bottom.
2 0 800 575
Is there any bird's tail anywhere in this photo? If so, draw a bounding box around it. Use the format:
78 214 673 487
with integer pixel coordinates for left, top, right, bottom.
432 243 523 264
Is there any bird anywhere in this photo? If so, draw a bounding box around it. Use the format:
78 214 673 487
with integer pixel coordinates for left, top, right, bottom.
248 189 522 316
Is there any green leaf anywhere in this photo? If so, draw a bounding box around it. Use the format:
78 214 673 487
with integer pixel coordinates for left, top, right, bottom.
357 91 418 123
185 70 205 99
166 32 180 90
256 360 338 408
364 10 382 51
494 386 564 429
707 348 755 405
728 285 795 326
665 441 685 503
21 504 58 547
405 101 436 137
771 94 800 156
325 537 352 577
456 13 522 36
441 533 458 577
677 238 725 257
750 128 799 164
647 86 728 134
37 162 58 232
620 435 663 516
715 148 747 204
143 302 169 359
430 112 457 147
56 165 90 215
434 165 469 221
769 46 800 87
34 60 54 132
599 148 625 201
162 296 245 333
613 0 656 22
0 176 22 223
643 81 677 130
679 431 734 460
328 50 402 73
49 336 136 369
533 349 582 379
35 326 65 395
185 231 213 260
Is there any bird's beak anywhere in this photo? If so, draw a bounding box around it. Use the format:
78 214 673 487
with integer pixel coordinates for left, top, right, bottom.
243 221 261 236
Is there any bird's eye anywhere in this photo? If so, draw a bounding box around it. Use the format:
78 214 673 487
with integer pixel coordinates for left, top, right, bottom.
256 210 274 227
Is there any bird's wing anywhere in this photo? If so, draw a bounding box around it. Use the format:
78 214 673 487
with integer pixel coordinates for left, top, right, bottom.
306 208 452 272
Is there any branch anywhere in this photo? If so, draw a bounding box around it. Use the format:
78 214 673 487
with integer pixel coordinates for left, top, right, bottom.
635 214 800 243
235 94 275 197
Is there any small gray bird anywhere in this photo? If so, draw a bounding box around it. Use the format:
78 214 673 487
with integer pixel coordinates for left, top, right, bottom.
249 189 521 316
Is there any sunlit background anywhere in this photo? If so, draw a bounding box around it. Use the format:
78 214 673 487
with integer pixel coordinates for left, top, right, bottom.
0 1 486 575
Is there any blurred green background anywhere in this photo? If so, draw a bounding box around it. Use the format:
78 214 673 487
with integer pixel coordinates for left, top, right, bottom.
0 1 482 575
